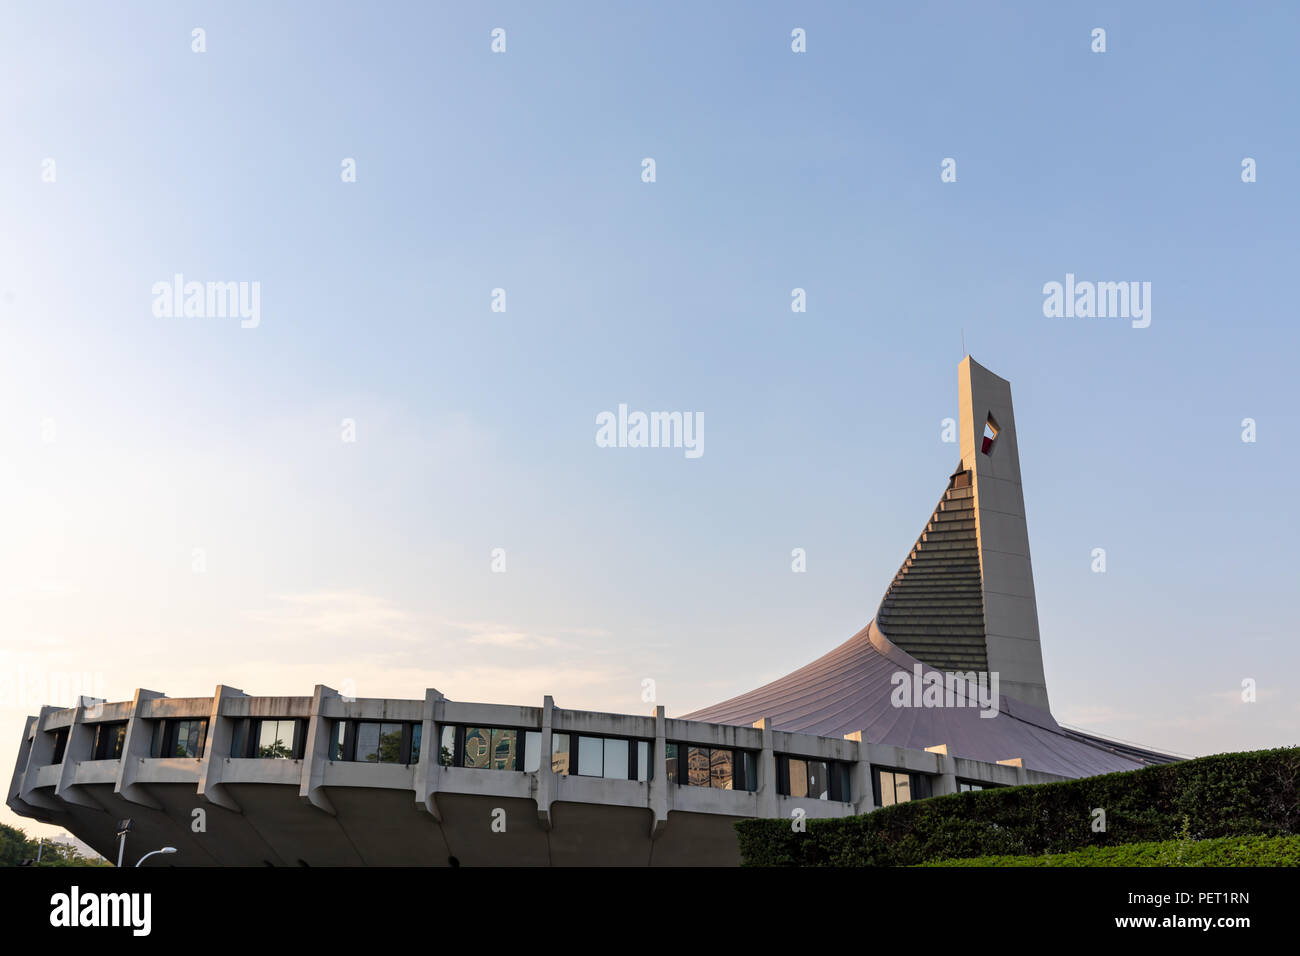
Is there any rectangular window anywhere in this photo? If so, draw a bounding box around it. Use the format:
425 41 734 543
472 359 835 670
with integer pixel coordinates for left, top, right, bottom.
777 755 850 801
636 740 650 782
736 751 757 792
577 735 603 776
603 738 629 780
438 724 538 772
256 719 296 759
173 719 207 758
490 728 518 770
410 723 423 765
92 722 127 760
51 727 69 764
874 768 931 806
333 721 349 761
355 722 381 763
709 748 733 790
788 758 808 798
551 733 571 774
666 744 756 790
462 727 491 769
686 746 711 787
806 760 830 800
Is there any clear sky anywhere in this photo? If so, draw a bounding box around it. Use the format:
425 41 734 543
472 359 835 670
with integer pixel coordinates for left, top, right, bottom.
3 2 1297 837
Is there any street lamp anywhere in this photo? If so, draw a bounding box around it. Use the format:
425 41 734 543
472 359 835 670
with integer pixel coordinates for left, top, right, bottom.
135 847 177 867
115 819 133 868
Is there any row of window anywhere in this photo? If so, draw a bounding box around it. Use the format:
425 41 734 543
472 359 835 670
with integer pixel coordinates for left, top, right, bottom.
664 743 758 792
332 720 422 764
45 721 993 809
551 732 651 781
231 718 305 760
437 725 541 771
777 755 853 802
151 718 209 758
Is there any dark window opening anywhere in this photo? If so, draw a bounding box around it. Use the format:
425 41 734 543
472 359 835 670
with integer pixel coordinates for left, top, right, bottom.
50 727 70 764
92 722 128 760
150 718 208 759
981 414 999 455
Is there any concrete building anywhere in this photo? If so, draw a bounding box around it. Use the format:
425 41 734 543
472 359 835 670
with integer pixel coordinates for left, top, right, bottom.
7 357 1174 866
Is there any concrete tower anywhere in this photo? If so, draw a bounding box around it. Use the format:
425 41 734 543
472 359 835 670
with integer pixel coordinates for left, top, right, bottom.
957 356 1050 711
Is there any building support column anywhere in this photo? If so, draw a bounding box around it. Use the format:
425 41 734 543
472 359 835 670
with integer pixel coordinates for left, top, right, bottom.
55 696 106 810
197 685 245 812
299 684 338 816
114 689 165 810
648 705 668 839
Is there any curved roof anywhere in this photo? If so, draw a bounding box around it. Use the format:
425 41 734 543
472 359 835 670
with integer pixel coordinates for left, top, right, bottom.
682 620 1167 778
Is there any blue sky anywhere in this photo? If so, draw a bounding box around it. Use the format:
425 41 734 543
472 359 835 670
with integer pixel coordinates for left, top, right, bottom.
2 2 1297 834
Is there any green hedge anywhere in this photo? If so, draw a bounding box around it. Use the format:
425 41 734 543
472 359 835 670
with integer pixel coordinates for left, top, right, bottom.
918 834 1300 867
735 747 1300 866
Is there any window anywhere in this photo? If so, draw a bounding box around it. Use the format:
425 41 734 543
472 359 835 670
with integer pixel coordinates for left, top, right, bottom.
92 722 127 760
150 719 208 759
439 725 455 766
873 768 933 807
666 743 757 791
51 727 69 764
959 780 1000 792
549 733 651 780
230 718 303 759
330 720 422 764
776 755 852 801
981 414 999 455
551 733 570 773
437 724 539 772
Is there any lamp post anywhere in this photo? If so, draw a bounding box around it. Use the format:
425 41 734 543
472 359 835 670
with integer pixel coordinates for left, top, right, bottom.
135 847 177 867
115 818 133 868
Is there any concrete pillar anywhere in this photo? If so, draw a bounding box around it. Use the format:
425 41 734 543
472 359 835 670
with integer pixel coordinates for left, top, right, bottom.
535 695 555 830
299 684 338 815
845 731 876 815
55 696 107 810
19 706 63 812
926 744 958 796
415 688 445 819
753 718 778 819
114 689 165 810
197 685 246 812
648 705 668 838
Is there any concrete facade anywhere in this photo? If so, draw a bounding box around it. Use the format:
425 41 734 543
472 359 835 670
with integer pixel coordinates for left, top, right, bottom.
8 687 1063 866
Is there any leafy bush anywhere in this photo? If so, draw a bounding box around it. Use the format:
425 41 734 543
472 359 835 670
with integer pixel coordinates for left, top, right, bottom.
736 747 1300 866
917 834 1300 867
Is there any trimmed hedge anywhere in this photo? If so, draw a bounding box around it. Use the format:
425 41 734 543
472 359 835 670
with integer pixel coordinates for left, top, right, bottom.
917 834 1300 867
735 747 1300 866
